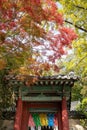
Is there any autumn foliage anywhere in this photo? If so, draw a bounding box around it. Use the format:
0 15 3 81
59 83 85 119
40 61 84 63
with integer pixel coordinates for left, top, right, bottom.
0 0 77 75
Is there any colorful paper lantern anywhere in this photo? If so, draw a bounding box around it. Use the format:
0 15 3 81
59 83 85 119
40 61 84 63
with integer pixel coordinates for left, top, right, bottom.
39 113 48 126
28 114 35 127
47 113 54 126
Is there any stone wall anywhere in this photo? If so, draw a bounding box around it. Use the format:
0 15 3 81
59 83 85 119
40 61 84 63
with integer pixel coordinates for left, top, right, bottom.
69 119 86 130
0 120 14 130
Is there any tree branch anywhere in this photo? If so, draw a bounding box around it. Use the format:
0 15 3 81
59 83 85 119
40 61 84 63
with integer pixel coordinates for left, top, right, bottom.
65 20 87 33
77 54 87 65
74 5 87 10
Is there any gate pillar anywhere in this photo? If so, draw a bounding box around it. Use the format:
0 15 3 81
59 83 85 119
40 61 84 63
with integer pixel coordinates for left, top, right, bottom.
14 98 23 130
62 97 69 130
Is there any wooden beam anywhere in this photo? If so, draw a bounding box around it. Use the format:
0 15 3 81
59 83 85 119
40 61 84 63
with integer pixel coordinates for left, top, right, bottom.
29 108 58 112
22 96 62 102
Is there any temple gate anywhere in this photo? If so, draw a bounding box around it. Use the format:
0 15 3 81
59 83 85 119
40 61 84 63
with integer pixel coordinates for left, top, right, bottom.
14 74 78 130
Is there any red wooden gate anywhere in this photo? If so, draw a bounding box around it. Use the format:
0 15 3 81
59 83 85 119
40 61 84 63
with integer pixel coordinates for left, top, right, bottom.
14 97 69 130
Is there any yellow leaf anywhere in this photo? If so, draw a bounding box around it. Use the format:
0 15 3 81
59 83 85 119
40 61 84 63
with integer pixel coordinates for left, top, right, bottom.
0 59 6 70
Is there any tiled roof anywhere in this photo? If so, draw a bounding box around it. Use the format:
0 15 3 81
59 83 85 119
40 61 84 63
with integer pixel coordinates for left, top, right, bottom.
4 72 79 86
38 74 78 80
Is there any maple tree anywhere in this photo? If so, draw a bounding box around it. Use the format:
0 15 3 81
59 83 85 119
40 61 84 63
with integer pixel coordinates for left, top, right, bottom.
0 0 78 110
0 0 77 76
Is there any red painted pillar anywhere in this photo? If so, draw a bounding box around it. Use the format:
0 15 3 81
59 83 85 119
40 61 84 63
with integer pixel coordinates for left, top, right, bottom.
21 102 29 130
62 97 69 130
14 98 23 130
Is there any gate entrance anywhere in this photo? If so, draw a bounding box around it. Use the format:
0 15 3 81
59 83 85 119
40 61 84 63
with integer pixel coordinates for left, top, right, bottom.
14 75 78 130
27 102 61 130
